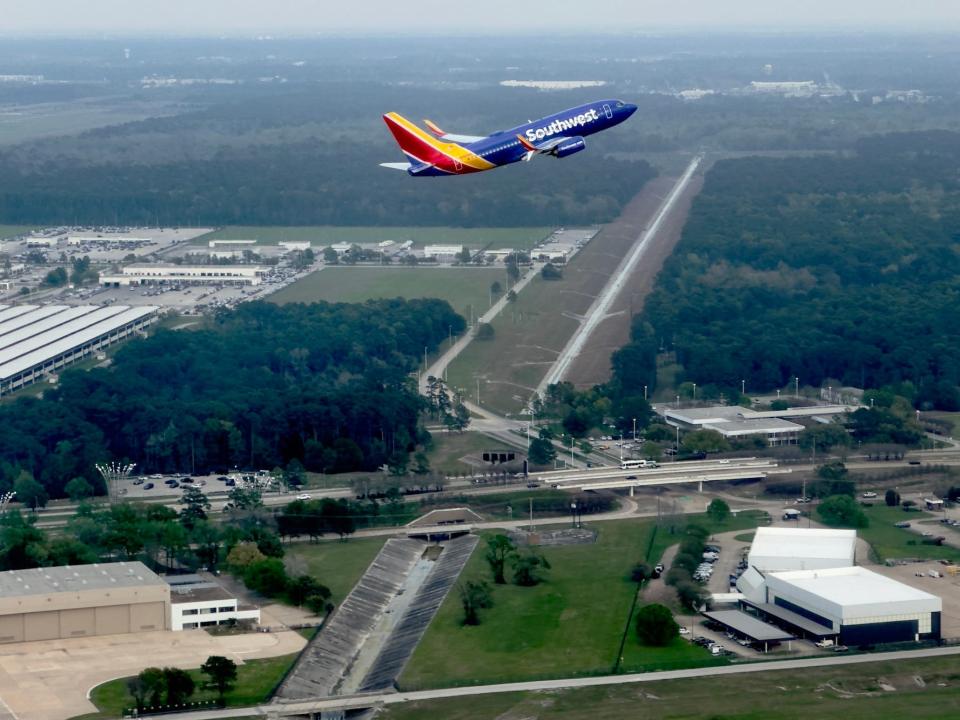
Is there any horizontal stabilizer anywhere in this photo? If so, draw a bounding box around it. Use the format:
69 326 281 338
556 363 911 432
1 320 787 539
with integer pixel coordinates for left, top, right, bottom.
424 118 486 144
380 162 411 171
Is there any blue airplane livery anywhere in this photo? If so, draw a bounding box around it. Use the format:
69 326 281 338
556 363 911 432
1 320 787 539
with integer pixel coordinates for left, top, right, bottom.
381 99 637 176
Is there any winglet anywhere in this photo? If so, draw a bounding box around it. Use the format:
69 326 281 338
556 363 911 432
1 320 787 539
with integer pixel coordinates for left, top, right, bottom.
424 119 446 137
516 133 537 152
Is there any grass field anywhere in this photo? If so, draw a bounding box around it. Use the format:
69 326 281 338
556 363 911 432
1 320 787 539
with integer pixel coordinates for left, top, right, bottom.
196 226 553 250
382 654 960 720
858 505 960 563
400 513 765 690
0 224 38 239
446 273 581 413
425 431 518 475
269 266 504 321
85 651 298 718
284 536 388 605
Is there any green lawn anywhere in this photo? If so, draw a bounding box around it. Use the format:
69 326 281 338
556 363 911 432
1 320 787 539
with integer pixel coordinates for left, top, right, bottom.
400 512 766 690
85 651 298 718
269 266 504 322
381 654 960 720
425 431 518 474
858 504 960 563
195 226 552 250
0 225 38 239
284 536 388 605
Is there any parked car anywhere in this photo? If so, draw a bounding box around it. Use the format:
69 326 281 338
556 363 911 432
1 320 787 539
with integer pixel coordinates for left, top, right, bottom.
862 491 878 499
296 493 312 501
143 483 154 490
895 521 911 528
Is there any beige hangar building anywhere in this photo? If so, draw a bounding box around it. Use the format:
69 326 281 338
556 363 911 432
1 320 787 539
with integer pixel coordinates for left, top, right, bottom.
0 562 170 644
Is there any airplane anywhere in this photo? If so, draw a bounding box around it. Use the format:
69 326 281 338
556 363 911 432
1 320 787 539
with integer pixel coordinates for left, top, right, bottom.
381 99 637 176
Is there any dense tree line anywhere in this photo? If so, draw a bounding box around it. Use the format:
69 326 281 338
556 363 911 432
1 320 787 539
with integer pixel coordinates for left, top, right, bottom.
612 131 960 409
0 299 462 498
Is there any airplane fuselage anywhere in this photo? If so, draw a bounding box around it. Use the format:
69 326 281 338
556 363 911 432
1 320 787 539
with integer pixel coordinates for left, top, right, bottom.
383 99 637 176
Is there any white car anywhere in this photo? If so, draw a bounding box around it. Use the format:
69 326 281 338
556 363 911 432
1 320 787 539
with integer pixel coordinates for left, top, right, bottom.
296 493 312 501
862 491 878 499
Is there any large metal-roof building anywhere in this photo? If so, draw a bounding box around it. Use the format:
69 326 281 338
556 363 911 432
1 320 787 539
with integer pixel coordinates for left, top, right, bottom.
747 527 857 573
0 303 157 396
736 528 942 645
0 562 170 644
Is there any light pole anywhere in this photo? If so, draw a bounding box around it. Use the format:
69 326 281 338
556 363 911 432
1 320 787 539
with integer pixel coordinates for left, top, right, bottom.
643 385 648 401
676 394 680 409
476 377 481 404
675 425 680 459
692 383 697 402
571 501 577 528
619 434 624 463
795 376 799 399
632 417 637 443
741 379 745 395
570 436 575 468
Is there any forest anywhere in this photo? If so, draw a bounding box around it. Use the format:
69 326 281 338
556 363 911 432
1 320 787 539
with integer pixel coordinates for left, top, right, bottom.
612 130 960 409
0 299 463 499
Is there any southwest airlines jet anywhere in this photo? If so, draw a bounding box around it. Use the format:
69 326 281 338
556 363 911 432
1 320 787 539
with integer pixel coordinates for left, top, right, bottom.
381 99 637 176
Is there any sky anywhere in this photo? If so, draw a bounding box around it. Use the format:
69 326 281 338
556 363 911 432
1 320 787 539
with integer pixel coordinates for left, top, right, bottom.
5 0 960 35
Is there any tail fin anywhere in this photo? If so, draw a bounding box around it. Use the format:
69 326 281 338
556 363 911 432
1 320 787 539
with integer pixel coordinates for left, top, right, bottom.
383 112 447 166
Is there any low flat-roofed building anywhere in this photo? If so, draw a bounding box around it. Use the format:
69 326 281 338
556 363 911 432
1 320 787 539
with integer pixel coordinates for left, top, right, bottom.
423 244 463 259
0 562 170 643
208 239 257 248
747 527 856 573
662 406 806 446
762 566 941 644
280 241 312 252
100 264 267 286
167 576 260 630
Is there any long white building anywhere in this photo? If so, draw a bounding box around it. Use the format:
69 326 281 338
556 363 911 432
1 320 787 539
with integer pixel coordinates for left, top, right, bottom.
100 264 267 287
0 304 157 396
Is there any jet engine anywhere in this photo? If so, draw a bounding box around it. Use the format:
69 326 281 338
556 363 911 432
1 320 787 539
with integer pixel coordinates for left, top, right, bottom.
553 136 586 158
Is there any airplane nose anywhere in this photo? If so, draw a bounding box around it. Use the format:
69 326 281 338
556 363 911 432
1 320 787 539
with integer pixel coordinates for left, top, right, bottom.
623 103 638 117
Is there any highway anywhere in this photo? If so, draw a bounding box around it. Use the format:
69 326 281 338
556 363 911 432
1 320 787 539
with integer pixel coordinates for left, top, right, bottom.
136 644 960 719
538 154 703 392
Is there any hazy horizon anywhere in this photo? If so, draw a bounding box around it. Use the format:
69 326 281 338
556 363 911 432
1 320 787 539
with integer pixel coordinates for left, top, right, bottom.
4 0 960 36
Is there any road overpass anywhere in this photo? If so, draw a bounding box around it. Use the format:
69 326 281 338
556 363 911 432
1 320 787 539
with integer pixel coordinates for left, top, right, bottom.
533 457 788 492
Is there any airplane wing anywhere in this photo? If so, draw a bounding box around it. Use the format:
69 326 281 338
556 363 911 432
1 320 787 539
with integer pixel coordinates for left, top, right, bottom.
424 119 486 144
516 134 570 154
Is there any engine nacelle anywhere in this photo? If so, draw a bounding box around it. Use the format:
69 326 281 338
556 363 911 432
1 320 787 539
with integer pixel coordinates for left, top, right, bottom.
553 136 586 158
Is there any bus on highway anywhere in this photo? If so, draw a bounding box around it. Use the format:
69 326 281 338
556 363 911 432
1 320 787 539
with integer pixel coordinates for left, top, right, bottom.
621 459 657 470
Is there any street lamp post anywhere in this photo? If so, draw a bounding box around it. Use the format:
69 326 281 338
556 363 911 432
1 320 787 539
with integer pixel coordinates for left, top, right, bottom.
795 376 799 399
632 417 637 443
692 383 697 402
741 379 745 395
643 385 648 401
571 501 577 528
676 394 680 408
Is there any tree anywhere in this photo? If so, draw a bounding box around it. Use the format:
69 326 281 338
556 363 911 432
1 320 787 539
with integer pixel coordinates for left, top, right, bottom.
528 437 556 466
706 498 731 524
288 574 330 607
127 676 148 712
305 592 332 616
458 580 493 626
138 667 165 708
226 541 265 571
635 603 679 646
227 485 262 511
630 562 652 583
322 246 338 264
485 534 516 584
14 471 48 510
243 558 289 597
42 267 68 287
201 656 238 701
817 494 869 528
64 476 95 501
540 262 562 280
885 488 901 507
490 280 502 296
511 549 551 586
162 667 195 706
681 429 731 455
506 290 517 302
456 247 472 263
178 485 211 529
475 322 494 341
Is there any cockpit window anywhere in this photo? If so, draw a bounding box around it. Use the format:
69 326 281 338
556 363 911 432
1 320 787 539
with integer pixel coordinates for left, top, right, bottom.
615 101 624 107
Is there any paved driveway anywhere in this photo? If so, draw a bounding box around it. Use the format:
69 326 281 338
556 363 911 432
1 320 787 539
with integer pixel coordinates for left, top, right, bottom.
0 628 304 720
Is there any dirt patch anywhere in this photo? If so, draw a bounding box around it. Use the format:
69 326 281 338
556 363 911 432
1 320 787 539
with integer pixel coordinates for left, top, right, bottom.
565 172 705 388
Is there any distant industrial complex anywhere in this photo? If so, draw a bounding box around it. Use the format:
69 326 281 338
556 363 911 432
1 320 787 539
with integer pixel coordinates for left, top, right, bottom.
0 303 157 396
